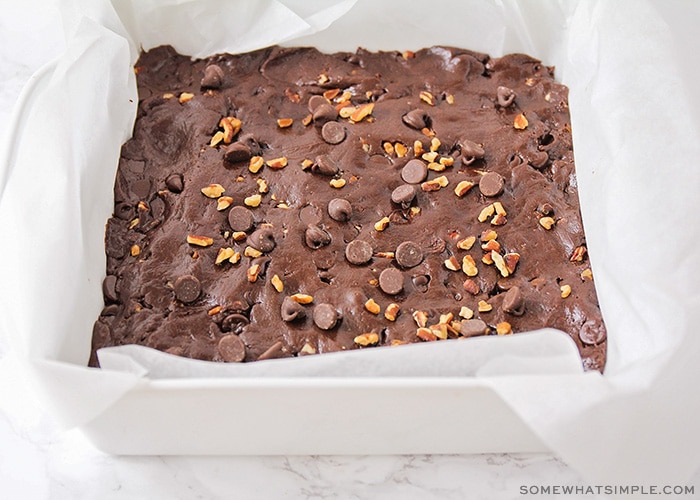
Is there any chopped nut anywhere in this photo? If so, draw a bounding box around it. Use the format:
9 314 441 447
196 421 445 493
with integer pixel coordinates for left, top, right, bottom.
384 303 400 321
339 106 356 119
513 113 529 130
560 284 572 298
413 140 424 156
301 159 314 170
462 255 478 277
244 194 262 207
244 246 263 258
422 128 436 138
330 178 347 189
422 151 439 163
525 77 536 86
419 90 436 106
317 73 329 84
302 114 313 126
459 306 474 320
439 156 455 167
271 274 284 292
137 201 149 212
383 142 395 156
323 88 340 100
290 293 314 304
217 196 233 211
208 306 222 316
336 90 352 103
277 118 293 128
492 251 510 277
581 268 593 280
231 231 247 242
220 117 242 143
444 256 460 271
230 250 242 264
478 204 495 222
427 162 445 172
481 229 498 242
416 327 438 342
178 92 195 104
402 50 415 59
430 137 441 153
374 216 390 232
130 244 140 257
570 246 587 262
457 236 476 250
210 131 225 147
162 92 174 99
504 253 520 274
490 213 507 226
445 94 455 104
439 312 454 324
493 202 507 216
429 323 448 340
187 235 214 247
421 175 449 192
481 239 501 253
391 339 406 346
276 202 290 209
354 333 379 346
454 180 475 197
394 143 408 157
450 321 462 334
249 156 265 173
215 247 235 265
285 88 301 103
368 278 379 287
256 179 269 194
409 207 421 217
539 216 556 230
463 278 480 295
482 253 494 265
478 300 493 313
350 103 374 123
201 184 225 198
496 322 512 335
374 251 395 259
412 310 428 328
266 157 288 169
247 264 260 283
300 343 316 355
364 298 381 315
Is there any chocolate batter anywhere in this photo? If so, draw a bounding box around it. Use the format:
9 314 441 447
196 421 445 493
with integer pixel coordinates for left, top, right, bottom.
92 45 607 371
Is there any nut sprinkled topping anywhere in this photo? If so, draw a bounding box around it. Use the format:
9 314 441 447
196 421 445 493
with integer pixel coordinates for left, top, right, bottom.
496 322 513 335
413 140 424 156
462 255 478 276
215 247 235 265
244 246 263 258
419 90 436 106
446 94 455 104
277 118 293 128
364 298 381 315
290 293 314 304
249 156 264 173
350 103 374 123
208 306 222 316
581 268 593 280
395 143 408 157
490 213 507 226
570 246 587 262
271 274 284 292
444 256 460 271
231 231 247 241
539 216 556 230
454 180 475 197
244 194 262 207
560 284 572 298
384 303 400 321
513 113 529 129
220 117 242 143
246 264 260 283
266 157 288 169
178 92 194 104
201 184 225 198
416 327 438 341
330 178 347 189
463 278 480 295
374 216 391 232
130 244 140 257
457 236 476 250
421 175 449 192
478 204 496 222
300 343 316 355
430 137 441 152
412 310 428 328
459 306 474 320
187 235 214 247
256 179 269 194
354 333 379 346
493 202 507 216
478 300 493 312
217 196 233 211
492 251 510 277
504 253 521 274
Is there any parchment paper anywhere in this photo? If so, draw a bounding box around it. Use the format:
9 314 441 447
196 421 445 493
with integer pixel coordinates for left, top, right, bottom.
2 0 699 488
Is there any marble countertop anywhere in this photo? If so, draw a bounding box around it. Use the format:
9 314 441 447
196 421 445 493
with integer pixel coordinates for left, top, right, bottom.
2 3 694 499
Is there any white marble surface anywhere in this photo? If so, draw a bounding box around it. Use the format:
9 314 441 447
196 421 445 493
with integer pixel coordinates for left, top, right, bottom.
0 2 695 499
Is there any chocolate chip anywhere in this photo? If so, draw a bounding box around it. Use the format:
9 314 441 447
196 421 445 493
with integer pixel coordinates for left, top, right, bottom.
299 204 322 225
459 139 485 165
281 296 306 322
201 64 225 89
460 319 488 337
502 286 525 316
312 103 338 124
395 241 423 268
221 313 249 334
379 267 404 295
479 171 505 197
391 184 416 207
402 109 430 130
305 224 332 249
313 303 339 330
223 142 252 164
150 197 166 219
165 173 184 193
321 121 346 144
114 202 134 220
496 86 516 107
401 159 428 184
237 133 261 156
174 275 201 303
308 95 328 113
529 151 549 169
411 274 431 293
102 275 119 303
131 179 151 199
345 239 373 265
579 321 606 346
228 206 254 232
327 198 352 221
218 334 246 362
507 154 524 168
248 227 276 253
312 155 339 176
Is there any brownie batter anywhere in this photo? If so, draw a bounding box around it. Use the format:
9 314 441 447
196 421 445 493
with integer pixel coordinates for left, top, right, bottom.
92 45 607 371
